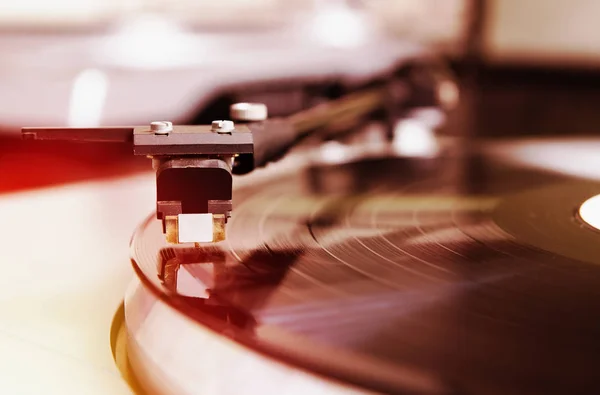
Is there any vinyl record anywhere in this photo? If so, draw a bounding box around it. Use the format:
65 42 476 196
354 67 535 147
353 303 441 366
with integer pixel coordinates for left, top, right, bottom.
125 149 600 395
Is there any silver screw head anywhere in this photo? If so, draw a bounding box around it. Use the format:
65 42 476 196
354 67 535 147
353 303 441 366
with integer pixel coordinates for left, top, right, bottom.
230 102 268 121
211 120 235 134
151 121 173 135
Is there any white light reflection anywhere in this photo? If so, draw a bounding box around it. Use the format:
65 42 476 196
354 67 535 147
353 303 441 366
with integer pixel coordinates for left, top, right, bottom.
579 194 600 231
67 68 108 127
489 139 600 181
393 119 439 157
310 5 371 48
175 264 214 299
100 14 201 69
408 107 446 129
319 140 349 164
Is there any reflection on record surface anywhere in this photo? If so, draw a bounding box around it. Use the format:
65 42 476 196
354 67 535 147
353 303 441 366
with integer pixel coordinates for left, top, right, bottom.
131 153 600 394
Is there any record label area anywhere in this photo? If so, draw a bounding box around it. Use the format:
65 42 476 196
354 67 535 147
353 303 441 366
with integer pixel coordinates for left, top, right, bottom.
579 194 600 232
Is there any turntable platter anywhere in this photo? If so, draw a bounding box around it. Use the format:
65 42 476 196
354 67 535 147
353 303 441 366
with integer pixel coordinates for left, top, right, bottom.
127 151 600 395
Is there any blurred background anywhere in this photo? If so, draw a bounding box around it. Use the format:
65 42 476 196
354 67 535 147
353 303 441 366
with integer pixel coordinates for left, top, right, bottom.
2 0 600 191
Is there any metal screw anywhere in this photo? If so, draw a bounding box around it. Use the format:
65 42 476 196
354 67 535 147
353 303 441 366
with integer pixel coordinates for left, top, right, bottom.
151 121 173 135
229 102 268 121
211 120 235 134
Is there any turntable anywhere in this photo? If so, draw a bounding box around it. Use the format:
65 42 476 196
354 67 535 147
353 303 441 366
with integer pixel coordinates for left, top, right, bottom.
9 41 600 395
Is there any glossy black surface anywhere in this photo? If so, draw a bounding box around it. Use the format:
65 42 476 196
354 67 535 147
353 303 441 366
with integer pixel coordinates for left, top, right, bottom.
131 152 600 395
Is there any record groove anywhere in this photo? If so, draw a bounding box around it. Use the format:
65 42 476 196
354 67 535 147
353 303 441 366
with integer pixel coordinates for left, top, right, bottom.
129 155 600 394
